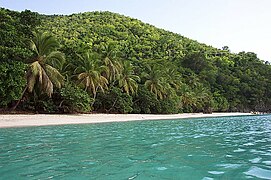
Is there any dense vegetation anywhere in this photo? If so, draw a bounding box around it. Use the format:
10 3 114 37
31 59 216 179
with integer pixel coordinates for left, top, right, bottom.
1 8 270 113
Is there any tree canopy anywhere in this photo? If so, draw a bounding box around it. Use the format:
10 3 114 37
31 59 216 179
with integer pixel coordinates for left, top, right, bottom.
1 8 270 113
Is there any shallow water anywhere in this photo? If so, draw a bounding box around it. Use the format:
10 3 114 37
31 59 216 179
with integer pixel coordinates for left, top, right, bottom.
0 115 270 179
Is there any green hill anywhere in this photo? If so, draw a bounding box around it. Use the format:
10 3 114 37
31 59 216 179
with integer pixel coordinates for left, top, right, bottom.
1 8 271 113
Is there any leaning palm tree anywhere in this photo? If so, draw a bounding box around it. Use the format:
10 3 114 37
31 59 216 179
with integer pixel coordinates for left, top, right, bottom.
11 31 65 110
118 61 140 95
27 31 65 95
74 51 108 101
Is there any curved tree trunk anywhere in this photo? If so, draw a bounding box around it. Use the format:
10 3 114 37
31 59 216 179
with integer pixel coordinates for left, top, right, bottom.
10 86 28 111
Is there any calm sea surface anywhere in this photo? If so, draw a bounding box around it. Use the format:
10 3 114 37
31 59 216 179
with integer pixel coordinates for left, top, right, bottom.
0 115 270 179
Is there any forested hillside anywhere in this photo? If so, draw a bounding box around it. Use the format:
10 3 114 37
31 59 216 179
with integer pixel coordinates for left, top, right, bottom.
1 8 270 113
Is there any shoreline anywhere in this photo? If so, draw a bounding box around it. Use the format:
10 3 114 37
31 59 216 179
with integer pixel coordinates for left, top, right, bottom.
0 112 252 128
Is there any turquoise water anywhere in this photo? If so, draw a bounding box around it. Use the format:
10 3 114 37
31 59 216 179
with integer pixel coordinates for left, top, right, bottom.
0 115 271 179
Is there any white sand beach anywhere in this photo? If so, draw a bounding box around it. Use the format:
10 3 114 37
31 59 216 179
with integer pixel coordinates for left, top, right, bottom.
0 113 252 128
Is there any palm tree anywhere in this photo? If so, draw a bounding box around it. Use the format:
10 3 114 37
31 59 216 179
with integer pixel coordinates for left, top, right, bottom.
11 31 65 110
118 61 140 95
74 51 108 101
143 65 169 99
193 84 212 112
100 42 122 83
179 85 197 112
165 68 182 90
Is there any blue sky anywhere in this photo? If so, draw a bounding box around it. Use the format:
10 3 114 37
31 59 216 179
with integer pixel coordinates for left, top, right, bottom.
1 0 270 61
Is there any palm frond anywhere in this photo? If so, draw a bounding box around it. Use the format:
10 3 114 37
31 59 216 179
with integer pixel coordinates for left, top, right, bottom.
41 68 53 97
44 64 65 88
31 31 60 58
30 40 39 55
27 61 43 92
45 51 65 70
40 32 59 56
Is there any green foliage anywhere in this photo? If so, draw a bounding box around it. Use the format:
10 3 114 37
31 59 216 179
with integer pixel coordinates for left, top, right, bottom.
0 61 27 107
59 83 92 113
26 31 65 97
19 96 58 113
0 46 33 63
2 8 271 113
132 86 180 114
73 51 108 97
132 85 160 114
143 64 168 99
212 92 229 112
94 86 133 113
35 99 57 113
118 61 140 94
0 8 39 63
36 10 271 112
158 97 180 114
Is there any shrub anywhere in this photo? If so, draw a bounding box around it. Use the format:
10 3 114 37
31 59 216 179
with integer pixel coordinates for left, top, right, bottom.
0 61 27 108
94 87 133 113
213 92 229 112
132 85 161 114
58 83 92 113
158 97 180 114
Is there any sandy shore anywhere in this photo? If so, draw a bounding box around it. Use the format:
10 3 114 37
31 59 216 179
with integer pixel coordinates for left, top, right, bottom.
0 112 252 128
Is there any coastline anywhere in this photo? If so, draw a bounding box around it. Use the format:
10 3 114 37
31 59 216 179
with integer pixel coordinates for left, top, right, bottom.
0 112 252 128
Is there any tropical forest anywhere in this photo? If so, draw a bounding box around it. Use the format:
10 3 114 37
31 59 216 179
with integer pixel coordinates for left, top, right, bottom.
1 8 271 114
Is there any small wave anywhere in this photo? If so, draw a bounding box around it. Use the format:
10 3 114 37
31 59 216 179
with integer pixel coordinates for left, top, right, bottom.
208 171 225 175
244 166 271 179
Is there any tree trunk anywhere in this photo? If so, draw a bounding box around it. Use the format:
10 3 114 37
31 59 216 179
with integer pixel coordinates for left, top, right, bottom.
91 88 98 107
10 86 28 111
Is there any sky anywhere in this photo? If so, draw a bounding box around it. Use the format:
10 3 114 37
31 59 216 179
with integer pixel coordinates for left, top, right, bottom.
1 0 270 61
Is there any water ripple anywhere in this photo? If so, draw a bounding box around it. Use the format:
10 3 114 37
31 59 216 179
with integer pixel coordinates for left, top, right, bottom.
244 166 271 179
0 115 270 179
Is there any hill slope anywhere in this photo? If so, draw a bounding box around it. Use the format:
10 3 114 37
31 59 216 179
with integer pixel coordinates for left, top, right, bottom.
1 8 271 113
38 11 271 112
